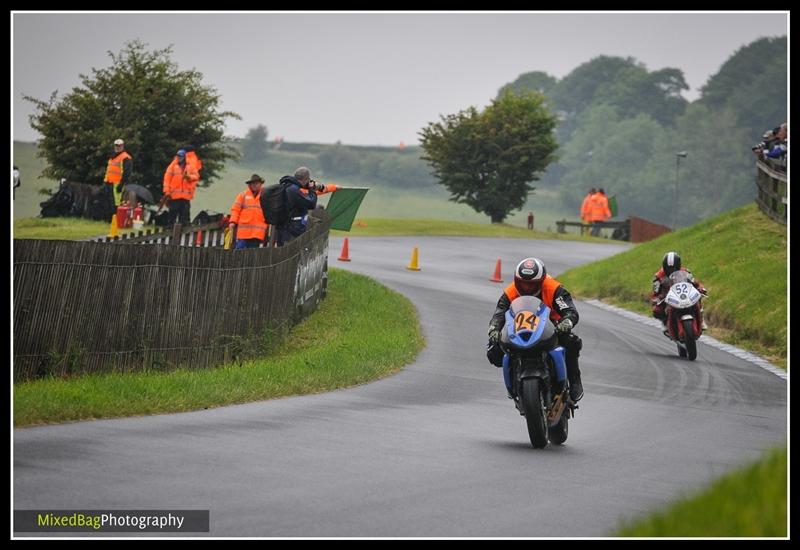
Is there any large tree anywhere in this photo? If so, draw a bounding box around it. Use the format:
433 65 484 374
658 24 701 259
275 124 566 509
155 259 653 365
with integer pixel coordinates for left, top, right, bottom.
24 40 240 200
419 91 558 223
241 124 269 163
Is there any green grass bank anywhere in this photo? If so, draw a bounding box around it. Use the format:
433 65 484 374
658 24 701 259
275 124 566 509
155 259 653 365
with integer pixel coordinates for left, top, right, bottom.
617 446 787 537
557 203 787 369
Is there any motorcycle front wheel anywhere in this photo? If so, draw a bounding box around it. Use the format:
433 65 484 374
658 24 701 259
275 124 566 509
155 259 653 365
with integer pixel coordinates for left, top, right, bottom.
521 378 548 449
548 411 569 445
682 319 697 361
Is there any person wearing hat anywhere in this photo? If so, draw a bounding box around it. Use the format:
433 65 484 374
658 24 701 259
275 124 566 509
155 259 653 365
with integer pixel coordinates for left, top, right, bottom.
162 148 200 226
103 138 133 207
229 174 268 249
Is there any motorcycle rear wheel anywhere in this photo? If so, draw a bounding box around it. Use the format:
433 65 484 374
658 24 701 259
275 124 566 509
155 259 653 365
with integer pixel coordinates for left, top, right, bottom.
521 378 549 449
682 319 697 361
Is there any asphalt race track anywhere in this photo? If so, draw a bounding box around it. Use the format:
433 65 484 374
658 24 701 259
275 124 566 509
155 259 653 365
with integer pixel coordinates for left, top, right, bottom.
14 236 787 537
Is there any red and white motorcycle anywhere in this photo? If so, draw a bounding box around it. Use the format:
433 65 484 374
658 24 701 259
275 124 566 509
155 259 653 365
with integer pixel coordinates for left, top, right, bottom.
658 271 706 360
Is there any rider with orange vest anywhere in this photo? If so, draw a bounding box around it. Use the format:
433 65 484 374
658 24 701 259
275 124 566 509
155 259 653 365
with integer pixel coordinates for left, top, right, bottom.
162 148 200 226
104 138 133 206
487 257 584 402
229 174 268 249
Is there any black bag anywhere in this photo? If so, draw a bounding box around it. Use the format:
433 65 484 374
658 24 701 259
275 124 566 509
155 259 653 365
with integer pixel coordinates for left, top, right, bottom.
260 180 292 226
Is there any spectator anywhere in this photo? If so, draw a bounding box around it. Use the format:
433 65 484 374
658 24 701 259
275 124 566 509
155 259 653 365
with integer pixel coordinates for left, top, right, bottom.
162 148 200 227
527 211 534 231
103 138 133 207
762 122 787 160
275 166 320 246
588 188 612 236
580 188 596 235
13 165 21 200
229 174 268 249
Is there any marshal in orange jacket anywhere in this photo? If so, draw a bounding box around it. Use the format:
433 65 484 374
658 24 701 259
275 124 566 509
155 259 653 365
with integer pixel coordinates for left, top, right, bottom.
162 154 200 200
230 188 268 241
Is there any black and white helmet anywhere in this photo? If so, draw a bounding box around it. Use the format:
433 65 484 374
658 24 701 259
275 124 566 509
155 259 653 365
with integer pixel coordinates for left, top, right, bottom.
514 257 547 296
662 251 682 276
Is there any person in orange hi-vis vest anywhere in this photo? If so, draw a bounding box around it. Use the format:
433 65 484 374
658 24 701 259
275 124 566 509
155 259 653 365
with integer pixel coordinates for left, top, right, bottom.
579 187 596 235
229 174 268 249
104 138 133 207
588 188 612 236
162 147 200 226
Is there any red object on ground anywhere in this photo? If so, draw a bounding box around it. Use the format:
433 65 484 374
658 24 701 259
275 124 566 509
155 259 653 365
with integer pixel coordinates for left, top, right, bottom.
338 238 351 261
490 259 503 282
133 204 143 221
116 203 130 228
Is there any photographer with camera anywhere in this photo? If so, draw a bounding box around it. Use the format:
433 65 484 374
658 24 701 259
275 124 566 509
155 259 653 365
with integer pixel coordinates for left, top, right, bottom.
274 167 321 246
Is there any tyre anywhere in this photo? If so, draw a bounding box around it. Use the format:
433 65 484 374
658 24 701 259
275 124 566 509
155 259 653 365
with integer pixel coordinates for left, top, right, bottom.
682 319 697 361
548 412 569 445
521 378 548 448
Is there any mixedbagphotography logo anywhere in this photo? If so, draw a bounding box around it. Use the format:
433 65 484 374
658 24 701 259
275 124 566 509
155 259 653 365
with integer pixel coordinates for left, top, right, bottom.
14 510 210 533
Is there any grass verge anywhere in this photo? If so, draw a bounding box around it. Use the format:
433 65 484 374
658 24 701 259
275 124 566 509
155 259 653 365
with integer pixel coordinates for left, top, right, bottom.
331 217 613 242
557 204 787 369
13 217 139 240
616 446 787 537
14 268 424 426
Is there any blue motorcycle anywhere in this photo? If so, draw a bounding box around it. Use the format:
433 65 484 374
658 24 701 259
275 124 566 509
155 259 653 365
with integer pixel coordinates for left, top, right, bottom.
500 296 576 448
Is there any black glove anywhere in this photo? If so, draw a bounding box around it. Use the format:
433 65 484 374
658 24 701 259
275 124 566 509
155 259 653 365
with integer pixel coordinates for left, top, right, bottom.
487 326 500 345
116 183 124 193
486 341 504 367
316 183 326 193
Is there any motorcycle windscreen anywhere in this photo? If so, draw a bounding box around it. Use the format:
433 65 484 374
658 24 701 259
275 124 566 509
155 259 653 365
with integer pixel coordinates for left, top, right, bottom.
504 296 554 348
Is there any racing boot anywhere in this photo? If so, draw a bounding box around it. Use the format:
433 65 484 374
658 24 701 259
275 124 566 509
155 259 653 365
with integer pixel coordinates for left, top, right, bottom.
568 370 584 402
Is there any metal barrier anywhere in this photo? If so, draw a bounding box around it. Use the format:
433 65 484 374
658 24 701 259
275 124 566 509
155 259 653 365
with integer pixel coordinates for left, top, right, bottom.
755 158 787 224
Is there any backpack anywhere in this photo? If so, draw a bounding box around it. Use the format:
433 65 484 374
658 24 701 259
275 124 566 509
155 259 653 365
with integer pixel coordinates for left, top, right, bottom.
260 179 293 226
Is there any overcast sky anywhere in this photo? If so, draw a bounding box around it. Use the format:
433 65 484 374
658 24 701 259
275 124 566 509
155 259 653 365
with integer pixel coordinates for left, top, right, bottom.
12 11 788 147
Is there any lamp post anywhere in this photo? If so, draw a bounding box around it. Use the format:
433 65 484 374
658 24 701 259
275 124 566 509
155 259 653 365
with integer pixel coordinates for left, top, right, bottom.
672 151 688 230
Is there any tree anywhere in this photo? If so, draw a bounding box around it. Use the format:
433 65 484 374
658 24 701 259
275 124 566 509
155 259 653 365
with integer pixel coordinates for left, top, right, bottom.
317 141 363 177
497 71 557 100
24 40 240 200
241 124 269 163
419 91 558 223
699 36 787 139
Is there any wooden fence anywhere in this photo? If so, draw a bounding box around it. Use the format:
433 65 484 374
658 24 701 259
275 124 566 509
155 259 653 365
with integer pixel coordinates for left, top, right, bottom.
13 212 331 381
556 217 671 243
755 158 787 224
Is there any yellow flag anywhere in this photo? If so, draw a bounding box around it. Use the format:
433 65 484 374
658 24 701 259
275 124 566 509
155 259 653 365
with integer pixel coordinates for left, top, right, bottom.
224 226 233 249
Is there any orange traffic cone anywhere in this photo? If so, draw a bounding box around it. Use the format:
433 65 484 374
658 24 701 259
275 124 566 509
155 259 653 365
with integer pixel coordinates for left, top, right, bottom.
407 247 421 271
490 259 503 282
338 238 351 261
